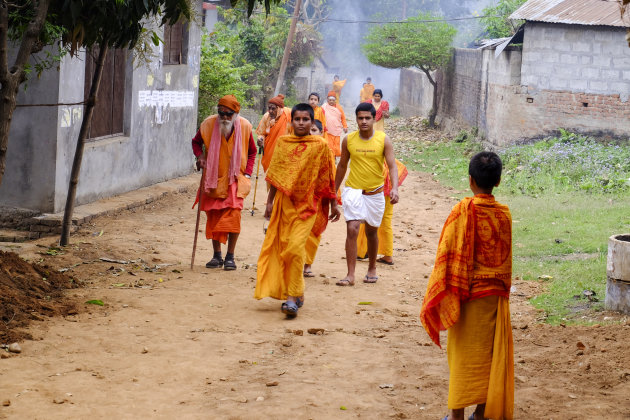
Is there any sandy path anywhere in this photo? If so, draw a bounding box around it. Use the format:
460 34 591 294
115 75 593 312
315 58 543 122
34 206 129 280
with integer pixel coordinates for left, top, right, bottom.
1 169 629 419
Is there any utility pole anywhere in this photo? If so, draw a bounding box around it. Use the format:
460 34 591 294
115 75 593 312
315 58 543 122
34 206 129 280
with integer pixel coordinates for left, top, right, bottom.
274 0 302 96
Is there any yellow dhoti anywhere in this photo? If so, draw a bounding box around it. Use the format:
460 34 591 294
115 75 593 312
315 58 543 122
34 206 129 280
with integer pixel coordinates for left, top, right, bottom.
305 232 321 265
373 118 385 132
357 196 393 257
447 295 514 419
255 193 316 300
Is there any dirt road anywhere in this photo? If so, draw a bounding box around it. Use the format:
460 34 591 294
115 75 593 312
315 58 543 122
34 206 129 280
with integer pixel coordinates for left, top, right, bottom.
1 166 629 418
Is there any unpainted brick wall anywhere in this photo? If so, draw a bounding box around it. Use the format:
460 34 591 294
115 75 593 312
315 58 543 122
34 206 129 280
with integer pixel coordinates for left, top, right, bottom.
398 23 630 145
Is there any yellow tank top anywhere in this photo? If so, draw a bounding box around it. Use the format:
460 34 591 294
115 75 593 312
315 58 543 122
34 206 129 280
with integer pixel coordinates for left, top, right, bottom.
345 130 386 190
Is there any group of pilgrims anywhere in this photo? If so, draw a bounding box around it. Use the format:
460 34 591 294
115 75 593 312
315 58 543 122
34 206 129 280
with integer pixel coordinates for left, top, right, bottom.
191 74 515 419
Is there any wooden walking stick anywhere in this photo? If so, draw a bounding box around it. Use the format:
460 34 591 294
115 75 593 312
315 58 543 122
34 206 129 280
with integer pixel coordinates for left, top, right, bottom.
250 145 263 216
190 164 205 270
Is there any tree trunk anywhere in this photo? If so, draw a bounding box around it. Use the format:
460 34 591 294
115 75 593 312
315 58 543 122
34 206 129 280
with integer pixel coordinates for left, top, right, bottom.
422 68 438 128
0 78 19 187
0 0 51 187
60 45 109 246
273 0 301 96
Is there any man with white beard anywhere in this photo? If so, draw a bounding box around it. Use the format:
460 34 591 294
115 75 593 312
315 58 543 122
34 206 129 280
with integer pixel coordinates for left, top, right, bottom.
192 95 257 270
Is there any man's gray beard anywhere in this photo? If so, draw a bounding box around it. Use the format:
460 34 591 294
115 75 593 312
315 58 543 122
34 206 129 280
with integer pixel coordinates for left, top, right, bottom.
220 119 234 138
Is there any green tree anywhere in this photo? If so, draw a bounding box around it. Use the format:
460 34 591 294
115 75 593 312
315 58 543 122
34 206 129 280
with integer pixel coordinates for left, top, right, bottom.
213 3 320 112
197 33 257 124
363 12 456 127
480 0 526 38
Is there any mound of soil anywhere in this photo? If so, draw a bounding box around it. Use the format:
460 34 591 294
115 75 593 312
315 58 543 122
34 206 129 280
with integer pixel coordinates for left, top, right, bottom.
0 251 80 343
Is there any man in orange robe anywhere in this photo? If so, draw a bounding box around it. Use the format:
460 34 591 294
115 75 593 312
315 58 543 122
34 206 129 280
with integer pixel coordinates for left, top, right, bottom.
255 94 291 172
332 74 346 101
192 95 257 270
360 77 375 102
363 77 375 100
255 103 340 318
321 91 347 157
420 151 514 420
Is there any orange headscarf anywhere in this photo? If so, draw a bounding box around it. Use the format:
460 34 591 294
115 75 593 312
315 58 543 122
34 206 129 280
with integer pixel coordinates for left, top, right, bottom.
327 90 336 99
218 94 240 113
268 94 285 108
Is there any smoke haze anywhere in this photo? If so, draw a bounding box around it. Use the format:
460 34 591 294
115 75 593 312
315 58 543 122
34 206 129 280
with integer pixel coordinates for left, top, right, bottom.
318 0 497 110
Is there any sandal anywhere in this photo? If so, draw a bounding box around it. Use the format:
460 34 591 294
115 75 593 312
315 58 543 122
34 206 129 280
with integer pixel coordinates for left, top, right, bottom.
223 256 236 271
363 275 378 284
335 278 354 286
281 300 299 318
295 296 305 308
206 256 223 268
303 269 315 278
376 257 394 265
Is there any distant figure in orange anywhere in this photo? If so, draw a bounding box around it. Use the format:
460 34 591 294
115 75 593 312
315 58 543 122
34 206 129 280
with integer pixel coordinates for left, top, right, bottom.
361 77 375 102
332 74 346 101
321 91 348 157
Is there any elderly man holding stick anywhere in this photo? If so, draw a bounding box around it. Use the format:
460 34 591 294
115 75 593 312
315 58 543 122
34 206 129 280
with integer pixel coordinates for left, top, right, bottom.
192 95 257 270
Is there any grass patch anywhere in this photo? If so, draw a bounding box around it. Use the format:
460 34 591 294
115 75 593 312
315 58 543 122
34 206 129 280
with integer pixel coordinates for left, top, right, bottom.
396 129 630 323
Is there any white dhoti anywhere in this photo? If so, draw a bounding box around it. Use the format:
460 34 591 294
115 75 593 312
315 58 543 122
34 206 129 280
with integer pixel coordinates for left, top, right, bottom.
341 186 385 227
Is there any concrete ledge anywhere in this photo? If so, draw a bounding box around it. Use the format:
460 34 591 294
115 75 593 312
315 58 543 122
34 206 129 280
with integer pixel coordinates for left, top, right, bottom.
0 173 199 242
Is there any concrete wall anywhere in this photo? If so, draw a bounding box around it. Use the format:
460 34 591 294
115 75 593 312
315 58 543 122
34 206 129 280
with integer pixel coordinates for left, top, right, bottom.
0 47 62 211
0 1 203 213
522 22 630 100
398 22 630 146
398 68 433 118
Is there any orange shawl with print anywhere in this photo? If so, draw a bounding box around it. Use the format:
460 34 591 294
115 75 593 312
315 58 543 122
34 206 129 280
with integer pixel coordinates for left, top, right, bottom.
384 159 407 195
266 135 338 236
261 107 290 171
420 194 512 347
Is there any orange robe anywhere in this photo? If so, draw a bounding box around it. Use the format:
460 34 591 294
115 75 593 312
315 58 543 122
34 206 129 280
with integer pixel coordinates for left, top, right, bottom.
357 160 407 257
313 106 327 133
194 115 252 243
420 194 513 419
321 103 347 157
255 134 337 300
363 82 375 100
332 79 346 101
257 107 291 171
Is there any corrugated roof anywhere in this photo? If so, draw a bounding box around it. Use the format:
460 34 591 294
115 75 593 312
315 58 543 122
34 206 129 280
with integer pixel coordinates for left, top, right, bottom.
510 0 629 27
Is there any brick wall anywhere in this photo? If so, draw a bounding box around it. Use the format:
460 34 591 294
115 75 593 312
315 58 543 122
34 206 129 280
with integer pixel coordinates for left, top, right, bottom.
398 22 630 145
522 22 630 101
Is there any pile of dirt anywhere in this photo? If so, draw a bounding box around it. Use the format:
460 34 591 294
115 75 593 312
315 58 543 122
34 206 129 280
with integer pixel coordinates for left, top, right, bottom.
0 251 80 343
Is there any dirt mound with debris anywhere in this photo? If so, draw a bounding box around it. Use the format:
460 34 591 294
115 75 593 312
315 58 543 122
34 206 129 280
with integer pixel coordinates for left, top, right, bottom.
0 251 80 343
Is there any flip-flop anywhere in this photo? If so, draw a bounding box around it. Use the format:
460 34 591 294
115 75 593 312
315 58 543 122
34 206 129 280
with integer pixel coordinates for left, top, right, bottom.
376 257 394 265
335 278 354 286
363 275 378 283
303 270 315 278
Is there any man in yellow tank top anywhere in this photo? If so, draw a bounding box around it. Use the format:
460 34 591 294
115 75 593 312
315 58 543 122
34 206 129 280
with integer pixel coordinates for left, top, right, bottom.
334 102 399 286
